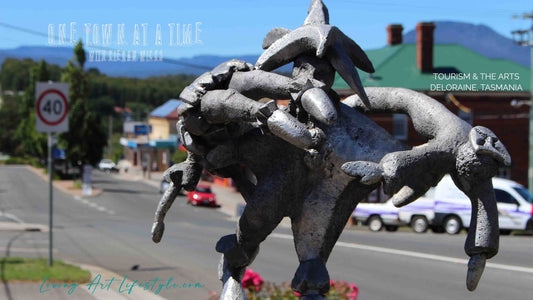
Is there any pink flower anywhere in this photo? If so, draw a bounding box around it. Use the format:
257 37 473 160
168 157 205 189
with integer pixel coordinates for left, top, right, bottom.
330 280 336 288
242 269 264 292
346 283 359 300
293 291 301 297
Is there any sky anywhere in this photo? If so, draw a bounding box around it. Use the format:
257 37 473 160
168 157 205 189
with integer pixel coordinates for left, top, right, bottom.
0 0 532 59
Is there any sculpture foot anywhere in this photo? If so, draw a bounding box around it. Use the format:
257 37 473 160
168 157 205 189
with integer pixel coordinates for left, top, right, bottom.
218 254 246 300
216 234 258 268
466 254 486 291
292 258 330 296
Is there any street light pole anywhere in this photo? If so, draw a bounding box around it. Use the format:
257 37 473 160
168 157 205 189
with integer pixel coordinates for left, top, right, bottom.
512 12 533 193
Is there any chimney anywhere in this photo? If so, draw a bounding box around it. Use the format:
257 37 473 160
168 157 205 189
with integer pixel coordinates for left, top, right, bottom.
386 24 403 45
416 22 435 73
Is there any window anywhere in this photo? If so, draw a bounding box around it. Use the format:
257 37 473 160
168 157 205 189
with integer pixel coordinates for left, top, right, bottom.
494 189 518 205
513 186 533 204
392 114 408 140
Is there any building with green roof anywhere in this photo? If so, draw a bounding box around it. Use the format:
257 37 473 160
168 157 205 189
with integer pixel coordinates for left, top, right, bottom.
333 22 530 186
333 44 530 95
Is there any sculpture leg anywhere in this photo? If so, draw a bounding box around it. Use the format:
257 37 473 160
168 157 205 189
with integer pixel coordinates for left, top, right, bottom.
216 174 290 300
290 180 373 299
289 182 338 299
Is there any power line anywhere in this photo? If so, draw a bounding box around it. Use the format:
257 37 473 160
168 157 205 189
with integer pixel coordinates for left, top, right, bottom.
0 22 212 71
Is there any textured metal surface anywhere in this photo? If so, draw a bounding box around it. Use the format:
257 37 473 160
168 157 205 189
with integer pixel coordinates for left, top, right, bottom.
151 1 510 298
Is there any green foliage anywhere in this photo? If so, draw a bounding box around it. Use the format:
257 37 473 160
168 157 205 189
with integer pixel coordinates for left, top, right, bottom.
73 180 82 189
0 257 91 283
0 53 196 157
172 149 188 164
87 73 196 110
209 279 359 300
0 94 22 154
74 40 86 68
4 156 39 166
60 40 107 167
13 60 51 158
107 133 124 163
0 58 61 92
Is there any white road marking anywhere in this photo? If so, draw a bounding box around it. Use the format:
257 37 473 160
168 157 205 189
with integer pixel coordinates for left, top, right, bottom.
270 233 533 275
0 212 24 223
0 247 57 253
72 196 115 215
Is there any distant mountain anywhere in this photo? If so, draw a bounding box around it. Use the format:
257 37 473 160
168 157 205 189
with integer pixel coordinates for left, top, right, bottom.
0 21 529 78
404 21 530 68
0 46 279 78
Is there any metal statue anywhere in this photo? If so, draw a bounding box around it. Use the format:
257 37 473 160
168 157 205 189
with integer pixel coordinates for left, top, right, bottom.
151 1 510 299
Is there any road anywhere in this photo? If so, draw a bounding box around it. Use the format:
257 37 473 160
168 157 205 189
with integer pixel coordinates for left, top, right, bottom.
1 165 532 300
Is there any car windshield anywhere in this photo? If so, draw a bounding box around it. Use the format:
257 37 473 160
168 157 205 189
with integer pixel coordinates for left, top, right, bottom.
513 186 533 204
101 159 112 164
196 187 212 193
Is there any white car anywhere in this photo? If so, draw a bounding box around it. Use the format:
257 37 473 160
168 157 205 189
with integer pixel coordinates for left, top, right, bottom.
98 159 117 172
398 175 533 235
353 199 404 232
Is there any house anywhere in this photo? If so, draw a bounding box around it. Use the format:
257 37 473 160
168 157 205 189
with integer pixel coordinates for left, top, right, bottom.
333 22 531 186
121 99 183 173
148 99 182 171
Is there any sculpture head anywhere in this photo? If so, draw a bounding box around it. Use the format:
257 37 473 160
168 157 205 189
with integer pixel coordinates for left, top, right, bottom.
257 0 374 106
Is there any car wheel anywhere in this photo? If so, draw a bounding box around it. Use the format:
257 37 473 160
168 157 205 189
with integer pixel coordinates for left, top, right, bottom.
444 216 462 235
526 220 533 234
368 216 383 232
499 229 512 236
411 216 428 233
385 225 398 232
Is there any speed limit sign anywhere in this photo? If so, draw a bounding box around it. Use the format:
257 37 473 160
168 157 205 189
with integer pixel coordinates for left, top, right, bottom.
36 82 69 133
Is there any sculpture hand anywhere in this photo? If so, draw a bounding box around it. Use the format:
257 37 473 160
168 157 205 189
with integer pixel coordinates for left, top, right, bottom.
152 153 202 243
341 147 443 207
176 60 329 154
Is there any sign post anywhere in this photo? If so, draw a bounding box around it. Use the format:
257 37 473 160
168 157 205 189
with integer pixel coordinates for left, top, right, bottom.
36 82 69 266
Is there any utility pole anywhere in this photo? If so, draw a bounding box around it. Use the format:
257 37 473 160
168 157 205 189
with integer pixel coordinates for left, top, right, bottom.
108 115 113 159
512 11 533 193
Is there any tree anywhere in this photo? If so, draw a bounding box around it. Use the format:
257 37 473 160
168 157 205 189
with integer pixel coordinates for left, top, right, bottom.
60 40 106 169
0 94 22 154
14 60 50 158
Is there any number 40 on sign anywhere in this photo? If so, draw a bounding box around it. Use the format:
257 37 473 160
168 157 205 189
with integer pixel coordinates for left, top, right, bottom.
36 82 69 133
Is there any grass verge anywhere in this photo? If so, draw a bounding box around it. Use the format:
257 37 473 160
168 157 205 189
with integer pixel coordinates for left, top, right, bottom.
0 257 91 283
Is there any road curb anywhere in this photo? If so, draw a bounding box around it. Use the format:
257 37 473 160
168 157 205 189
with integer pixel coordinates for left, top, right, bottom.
0 221 48 232
25 165 103 198
68 261 167 300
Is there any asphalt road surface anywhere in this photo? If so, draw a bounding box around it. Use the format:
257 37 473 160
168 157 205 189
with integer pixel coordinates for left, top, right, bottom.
1 165 532 300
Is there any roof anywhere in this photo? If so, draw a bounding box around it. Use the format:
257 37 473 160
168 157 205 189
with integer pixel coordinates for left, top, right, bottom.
332 44 531 92
150 99 183 119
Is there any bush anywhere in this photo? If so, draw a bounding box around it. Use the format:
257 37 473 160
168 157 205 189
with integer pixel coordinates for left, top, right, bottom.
172 150 188 164
209 269 359 300
4 156 39 166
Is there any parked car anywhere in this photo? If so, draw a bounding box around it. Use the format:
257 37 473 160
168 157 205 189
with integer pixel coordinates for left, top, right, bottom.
187 184 218 207
353 199 403 232
98 159 118 173
398 175 533 235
